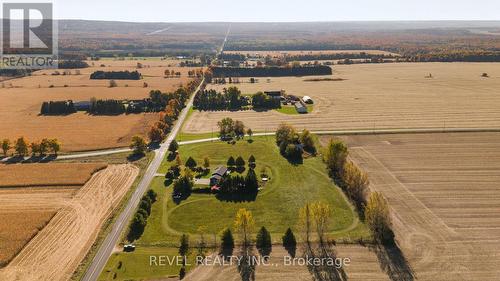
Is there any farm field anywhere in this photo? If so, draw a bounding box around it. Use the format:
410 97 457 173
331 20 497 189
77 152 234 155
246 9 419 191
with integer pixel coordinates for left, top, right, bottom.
331 132 500 280
0 164 139 281
0 59 198 152
184 62 500 134
0 163 107 187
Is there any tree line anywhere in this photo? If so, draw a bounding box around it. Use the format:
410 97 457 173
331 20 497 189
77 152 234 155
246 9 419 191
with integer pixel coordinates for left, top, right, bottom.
323 138 393 243
58 60 89 69
40 101 77 115
90 70 141 80
1 137 61 157
127 189 158 241
210 65 332 78
194 87 280 111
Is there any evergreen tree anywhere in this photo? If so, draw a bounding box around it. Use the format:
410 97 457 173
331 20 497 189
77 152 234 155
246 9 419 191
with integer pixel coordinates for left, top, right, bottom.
256 226 272 256
220 228 234 257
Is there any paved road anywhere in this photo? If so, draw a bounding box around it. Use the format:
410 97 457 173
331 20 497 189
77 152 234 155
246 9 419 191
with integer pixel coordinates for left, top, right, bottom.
178 127 500 146
81 78 204 281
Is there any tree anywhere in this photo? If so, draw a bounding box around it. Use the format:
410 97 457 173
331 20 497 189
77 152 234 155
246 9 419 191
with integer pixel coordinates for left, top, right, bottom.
173 175 194 196
299 203 313 247
40 138 50 156
256 227 272 256
365 192 393 243
179 234 190 256
245 168 259 193
235 156 245 168
168 140 179 153
179 234 190 266
234 120 245 138
185 157 197 170
15 137 29 156
148 125 164 143
30 142 41 157
248 155 256 166
2 139 11 156
176 154 182 166
128 212 147 241
203 156 210 170
282 228 297 257
109 79 117 87
227 156 235 167
276 123 296 145
246 128 253 140
324 139 348 177
300 129 316 153
234 208 255 247
130 136 147 155
218 117 234 138
220 228 235 257
343 161 369 208
48 139 61 156
310 201 331 246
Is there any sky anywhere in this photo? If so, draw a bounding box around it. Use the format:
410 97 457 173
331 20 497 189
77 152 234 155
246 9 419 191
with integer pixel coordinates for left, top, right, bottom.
10 0 500 22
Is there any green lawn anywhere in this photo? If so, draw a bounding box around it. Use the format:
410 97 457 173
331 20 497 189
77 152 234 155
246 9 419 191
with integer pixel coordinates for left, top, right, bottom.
155 137 369 245
275 105 313 115
98 247 196 281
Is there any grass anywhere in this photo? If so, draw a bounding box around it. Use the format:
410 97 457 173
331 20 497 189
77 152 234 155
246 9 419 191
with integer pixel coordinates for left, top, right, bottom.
153 137 368 246
98 137 369 280
275 105 313 115
98 247 196 281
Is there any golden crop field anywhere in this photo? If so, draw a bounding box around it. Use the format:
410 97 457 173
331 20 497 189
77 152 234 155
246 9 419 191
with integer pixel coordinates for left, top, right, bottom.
0 163 107 187
0 211 56 267
0 60 197 152
184 62 500 134
331 132 500 281
0 165 139 281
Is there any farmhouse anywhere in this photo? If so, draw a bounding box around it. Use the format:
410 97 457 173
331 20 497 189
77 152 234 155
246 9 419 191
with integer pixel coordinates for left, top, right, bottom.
264 90 284 100
210 166 229 186
295 102 308 114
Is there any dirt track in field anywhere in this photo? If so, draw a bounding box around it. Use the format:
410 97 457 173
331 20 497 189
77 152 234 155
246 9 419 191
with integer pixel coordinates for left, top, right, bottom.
336 132 500 281
184 63 500 134
184 246 390 281
0 164 139 281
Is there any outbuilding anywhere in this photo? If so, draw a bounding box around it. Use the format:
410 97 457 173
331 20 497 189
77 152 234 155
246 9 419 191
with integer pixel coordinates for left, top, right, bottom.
302 96 314 104
295 102 308 114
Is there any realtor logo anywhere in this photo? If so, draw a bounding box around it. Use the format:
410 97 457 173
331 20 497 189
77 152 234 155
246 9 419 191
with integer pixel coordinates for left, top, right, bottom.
1 2 58 69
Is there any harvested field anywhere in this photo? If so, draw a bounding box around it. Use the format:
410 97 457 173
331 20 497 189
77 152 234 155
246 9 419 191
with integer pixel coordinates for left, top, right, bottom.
184 245 389 281
0 164 139 281
0 163 107 187
0 60 197 152
184 63 500 134
331 132 500 280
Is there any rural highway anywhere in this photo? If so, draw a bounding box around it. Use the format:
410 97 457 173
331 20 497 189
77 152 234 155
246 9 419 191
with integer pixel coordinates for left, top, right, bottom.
81 78 204 281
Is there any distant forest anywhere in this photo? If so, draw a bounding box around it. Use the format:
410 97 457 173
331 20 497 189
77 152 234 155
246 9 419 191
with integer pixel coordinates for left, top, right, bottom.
211 65 332 77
